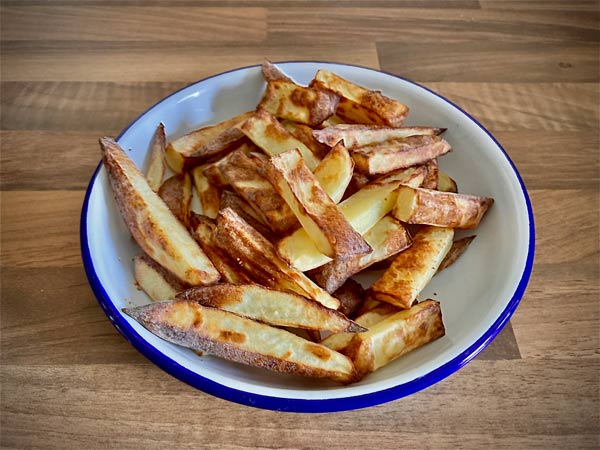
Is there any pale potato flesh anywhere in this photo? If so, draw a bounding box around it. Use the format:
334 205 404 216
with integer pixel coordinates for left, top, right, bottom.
311 216 412 293
191 165 220 219
268 148 371 259
240 109 320 170
277 166 426 271
176 284 365 333
134 254 185 302
259 80 338 126
146 122 166 191
100 137 220 286
393 186 493 229
437 170 458 193
123 300 356 383
320 302 399 352
345 300 445 379
216 208 340 310
313 142 354 203
371 226 454 309
165 111 252 173
312 69 409 127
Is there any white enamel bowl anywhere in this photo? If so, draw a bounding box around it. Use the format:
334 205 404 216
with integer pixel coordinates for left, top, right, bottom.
81 62 534 412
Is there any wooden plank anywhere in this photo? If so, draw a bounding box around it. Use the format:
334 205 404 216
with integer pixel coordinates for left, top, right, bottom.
480 0 600 12
0 81 186 132
1 188 596 270
0 41 379 82
0 131 101 190
0 267 142 366
0 6 267 42
1 0 483 7
1 359 598 449
512 261 599 359
529 189 599 265
267 8 599 44
377 42 599 82
3 82 597 132
497 131 599 190
426 82 599 132
1 130 596 191
1 191 84 268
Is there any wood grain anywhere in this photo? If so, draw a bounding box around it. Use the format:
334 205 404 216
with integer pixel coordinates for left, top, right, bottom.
1 191 84 268
378 41 599 82
1 359 598 449
3 81 597 132
0 41 379 82
0 2 598 449
0 6 267 42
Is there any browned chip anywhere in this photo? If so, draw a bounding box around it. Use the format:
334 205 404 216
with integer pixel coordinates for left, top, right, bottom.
176 284 366 333
437 235 476 273
165 111 252 173
370 226 454 309
100 137 220 286
123 300 356 383
311 69 409 127
146 122 166 191
215 207 340 310
267 148 372 260
259 80 339 126
344 300 445 379
311 216 412 293
313 124 444 149
158 172 193 226
261 60 294 83
351 135 451 175
393 186 493 229
219 148 298 234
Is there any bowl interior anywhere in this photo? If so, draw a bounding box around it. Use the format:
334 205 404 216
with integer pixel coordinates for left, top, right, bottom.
84 62 532 405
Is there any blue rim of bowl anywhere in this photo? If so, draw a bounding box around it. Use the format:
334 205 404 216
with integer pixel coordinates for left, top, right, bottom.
80 61 535 413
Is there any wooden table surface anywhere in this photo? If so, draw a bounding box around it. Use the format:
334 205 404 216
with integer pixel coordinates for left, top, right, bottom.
1 1 598 449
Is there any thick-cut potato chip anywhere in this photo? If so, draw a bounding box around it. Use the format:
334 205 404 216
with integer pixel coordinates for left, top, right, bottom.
146 122 166 191
311 69 409 127
158 172 193 226
259 80 339 126
311 216 411 293
437 235 476 273
421 158 439 190
134 254 186 302
345 300 445 379
219 149 298 234
321 301 399 352
370 226 454 308
261 60 294 83
331 279 366 319
191 166 220 219
219 191 275 240
267 148 372 260
313 142 355 204
100 137 220 286
281 120 330 159
189 214 253 285
313 124 443 149
215 208 340 310
393 186 493 229
123 300 356 383
351 135 451 175
437 170 458 193
277 165 426 271
165 112 252 173
240 109 320 170
176 284 365 333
